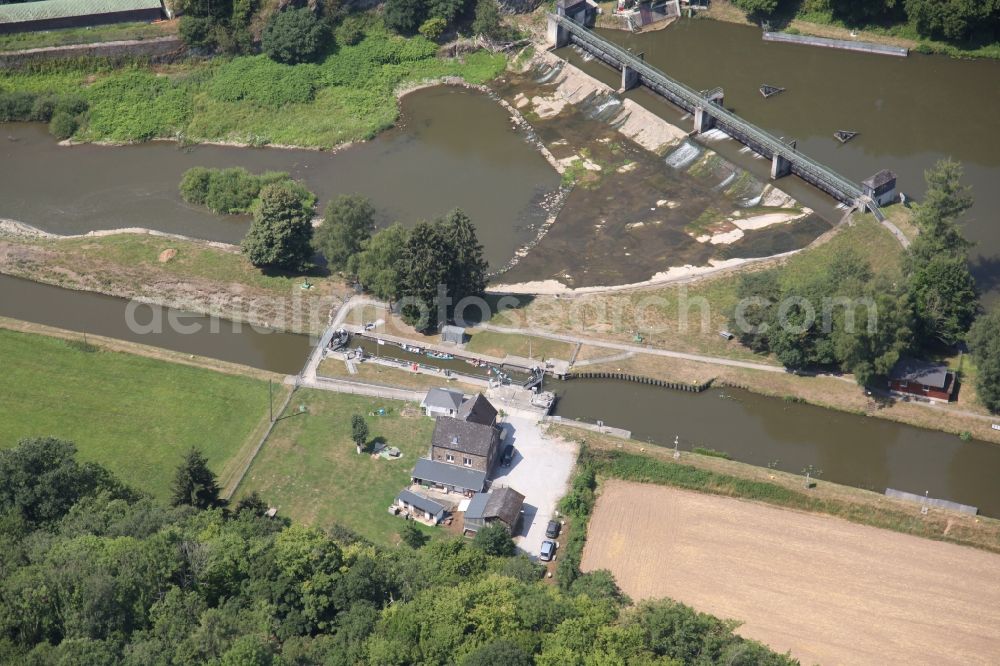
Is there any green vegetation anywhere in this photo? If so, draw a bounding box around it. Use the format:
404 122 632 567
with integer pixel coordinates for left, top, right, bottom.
0 89 88 140
179 166 315 215
177 0 257 55
312 194 377 273
465 329 575 360
969 310 1000 413
471 523 516 557
354 222 410 300
397 209 489 330
241 181 315 270
731 159 980 389
729 0 1000 59
0 328 268 500
0 438 797 664
170 447 224 510
0 20 506 148
556 461 597 589
234 389 436 544
263 6 330 64
692 446 732 459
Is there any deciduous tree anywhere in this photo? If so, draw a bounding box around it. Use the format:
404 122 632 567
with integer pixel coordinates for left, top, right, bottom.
242 182 315 270
313 194 376 273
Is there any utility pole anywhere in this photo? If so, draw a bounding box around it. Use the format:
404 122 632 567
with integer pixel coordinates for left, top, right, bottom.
269 379 273 423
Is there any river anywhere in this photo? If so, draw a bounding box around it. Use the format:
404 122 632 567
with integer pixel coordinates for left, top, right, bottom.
0 86 559 269
562 19 1000 297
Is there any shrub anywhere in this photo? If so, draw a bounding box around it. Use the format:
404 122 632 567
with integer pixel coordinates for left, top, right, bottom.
472 0 504 39
179 166 316 215
179 166 212 206
418 17 448 41
335 14 368 46
48 111 78 140
85 71 191 141
208 56 319 109
0 91 37 122
384 0 426 35
263 7 330 65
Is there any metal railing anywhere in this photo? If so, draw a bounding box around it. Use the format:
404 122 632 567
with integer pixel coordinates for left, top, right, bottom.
552 15 865 204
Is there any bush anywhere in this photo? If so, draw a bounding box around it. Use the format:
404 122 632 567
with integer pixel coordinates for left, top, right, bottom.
335 14 368 46
48 111 78 140
179 166 315 215
263 7 330 65
418 17 448 41
0 90 37 122
85 71 191 141
385 0 426 35
472 0 503 39
208 56 319 109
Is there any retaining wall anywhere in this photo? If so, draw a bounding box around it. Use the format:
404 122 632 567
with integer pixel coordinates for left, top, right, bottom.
763 32 908 57
0 35 184 68
568 371 713 393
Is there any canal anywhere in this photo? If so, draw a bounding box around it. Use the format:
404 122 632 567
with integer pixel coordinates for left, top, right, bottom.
0 86 559 269
552 377 1000 517
562 19 1000 297
0 274 311 375
3 272 998 516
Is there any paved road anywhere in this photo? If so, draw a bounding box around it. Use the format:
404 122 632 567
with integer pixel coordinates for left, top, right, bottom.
490 415 578 558
476 323 786 373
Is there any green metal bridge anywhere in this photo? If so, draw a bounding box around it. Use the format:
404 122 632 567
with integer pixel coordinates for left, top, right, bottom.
549 14 883 218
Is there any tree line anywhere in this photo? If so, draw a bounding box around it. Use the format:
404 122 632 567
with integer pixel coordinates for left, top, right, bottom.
732 0 1000 45
0 437 799 664
183 166 490 331
731 158 1000 412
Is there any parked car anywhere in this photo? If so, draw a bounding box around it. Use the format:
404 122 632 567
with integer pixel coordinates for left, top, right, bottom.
501 444 515 467
545 520 561 539
540 540 557 562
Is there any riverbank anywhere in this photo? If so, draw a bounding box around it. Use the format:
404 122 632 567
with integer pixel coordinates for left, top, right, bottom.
0 231 348 336
566 429 1000 552
702 0 1000 60
0 22 506 149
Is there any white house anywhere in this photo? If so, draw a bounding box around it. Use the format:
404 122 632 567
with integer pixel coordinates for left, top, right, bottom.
421 388 464 418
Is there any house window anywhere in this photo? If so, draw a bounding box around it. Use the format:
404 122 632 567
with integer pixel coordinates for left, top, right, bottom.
446 454 454 463
463 457 472 467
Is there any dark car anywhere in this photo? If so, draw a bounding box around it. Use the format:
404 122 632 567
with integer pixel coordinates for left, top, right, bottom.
545 520 561 539
501 444 515 467
539 540 557 562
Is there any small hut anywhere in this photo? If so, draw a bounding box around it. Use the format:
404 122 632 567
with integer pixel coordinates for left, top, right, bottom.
861 169 898 206
441 325 466 345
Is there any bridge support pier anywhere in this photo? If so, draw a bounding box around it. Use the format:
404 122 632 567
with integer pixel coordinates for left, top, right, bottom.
547 14 570 48
620 64 640 92
693 107 715 133
770 153 791 179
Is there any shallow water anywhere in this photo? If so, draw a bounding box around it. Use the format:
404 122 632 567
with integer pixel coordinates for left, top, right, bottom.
0 87 559 269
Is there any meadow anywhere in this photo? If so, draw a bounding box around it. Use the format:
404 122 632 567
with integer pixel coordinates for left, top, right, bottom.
0 328 271 500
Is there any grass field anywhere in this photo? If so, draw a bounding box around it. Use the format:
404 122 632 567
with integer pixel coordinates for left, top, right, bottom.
0 328 271 500
464 329 575 361
582 481 1000 665
235 389 437 544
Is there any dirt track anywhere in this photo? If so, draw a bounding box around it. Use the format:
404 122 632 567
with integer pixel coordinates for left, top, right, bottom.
582 481 1000 665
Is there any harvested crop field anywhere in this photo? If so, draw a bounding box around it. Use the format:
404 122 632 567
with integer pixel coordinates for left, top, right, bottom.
582 480 1000 665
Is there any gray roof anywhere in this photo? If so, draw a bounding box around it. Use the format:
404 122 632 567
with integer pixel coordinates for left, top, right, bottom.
422 388 464 412
411 458 487 491
0 0 162 24
465 488 524 527
396 489 445 516
862 169 896 189
441 325 465 335
432 417 497 457
457 394 498 426
464 491 490 520
889 358 950 389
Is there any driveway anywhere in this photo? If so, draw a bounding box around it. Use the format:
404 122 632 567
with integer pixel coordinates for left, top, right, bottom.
490 415 578 558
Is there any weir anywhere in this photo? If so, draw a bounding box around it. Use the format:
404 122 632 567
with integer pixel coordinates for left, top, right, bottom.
547 12 886 218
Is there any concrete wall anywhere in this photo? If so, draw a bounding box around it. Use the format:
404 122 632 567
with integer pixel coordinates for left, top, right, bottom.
0 8 163 35
0 35 183 68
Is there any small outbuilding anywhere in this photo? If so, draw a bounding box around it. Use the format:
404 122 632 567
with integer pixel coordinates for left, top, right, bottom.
394 489 446 525
421 388 464 418
457 393 499 427
441 325 466 345
861 169 898 207
887 358 956 403
0 0 165 34
463 487 525 534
